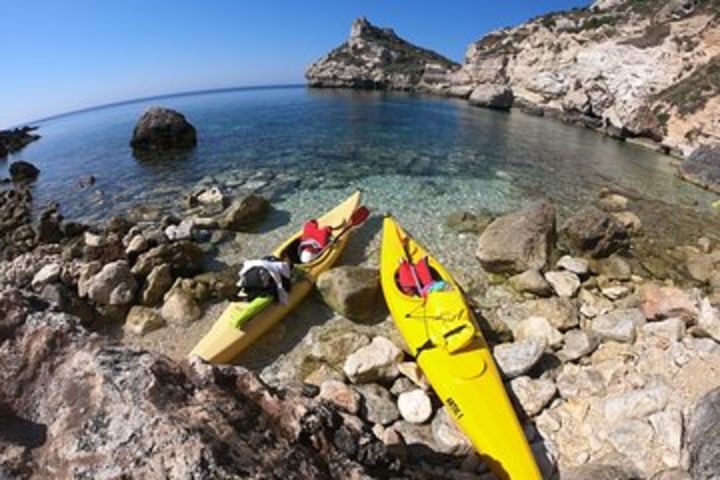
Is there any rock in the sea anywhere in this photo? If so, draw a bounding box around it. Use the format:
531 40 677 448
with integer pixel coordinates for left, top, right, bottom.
592 308 646 343
544 270 581 298
318 379 361 414
305 17 459 92
0 126 40 156
445 210 493 234
509 269 552 296
124 305 166 335
509 376 557 417
493 339 545 378
161 289 201 325
641 285 698 323
356 383 400 426
218 194 269 231
560 205 629 258
130 106 197 152
476 200 556 274
468 85 514 110
680 144 720 194
514 316 563 347
8 161 40 181
687 387 720 479
344 336 403 384
317 266 384 323
397 389 433 424
599 193 629 212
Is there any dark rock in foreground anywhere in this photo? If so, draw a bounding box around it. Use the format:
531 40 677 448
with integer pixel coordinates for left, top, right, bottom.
9 161 40 182
0 126 40 157
687 387 720 479
306 17 459 93
0 289 401 479
680 144 720 194
130 107 197 153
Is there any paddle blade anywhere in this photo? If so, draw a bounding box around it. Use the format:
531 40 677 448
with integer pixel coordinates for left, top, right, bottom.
350 206 370 226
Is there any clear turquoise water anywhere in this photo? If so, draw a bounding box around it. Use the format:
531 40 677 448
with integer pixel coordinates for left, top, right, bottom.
4 86 718 280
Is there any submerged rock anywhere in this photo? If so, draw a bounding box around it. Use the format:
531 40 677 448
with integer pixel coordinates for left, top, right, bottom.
476 200 556 274
218 194 269 231
130 106 197 152
9 161 40 182
468 85 514 110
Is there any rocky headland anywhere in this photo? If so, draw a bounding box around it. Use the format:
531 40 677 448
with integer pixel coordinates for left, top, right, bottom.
0 126 40 158
306 1 720 191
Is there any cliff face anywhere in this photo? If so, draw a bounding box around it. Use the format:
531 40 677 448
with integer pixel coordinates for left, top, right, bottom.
454 0 720 157
306 17 460 92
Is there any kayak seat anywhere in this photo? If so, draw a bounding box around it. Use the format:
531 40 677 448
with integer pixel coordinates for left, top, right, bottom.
397 256 436 296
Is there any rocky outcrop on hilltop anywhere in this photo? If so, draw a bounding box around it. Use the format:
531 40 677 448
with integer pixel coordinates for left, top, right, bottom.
0 126 40 157
453 0 720 158
130 107 197 154
306 17 460 92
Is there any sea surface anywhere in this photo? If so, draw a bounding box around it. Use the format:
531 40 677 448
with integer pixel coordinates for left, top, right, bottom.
4 86 719 360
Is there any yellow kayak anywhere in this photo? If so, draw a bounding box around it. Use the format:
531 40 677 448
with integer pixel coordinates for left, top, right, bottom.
380 216 541 480
191 191 362 363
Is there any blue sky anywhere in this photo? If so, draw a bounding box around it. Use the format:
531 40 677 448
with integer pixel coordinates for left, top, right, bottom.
1 0 589 128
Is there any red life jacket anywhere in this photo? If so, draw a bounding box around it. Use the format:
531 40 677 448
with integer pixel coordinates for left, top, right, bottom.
398 257 434 296
300 220 332 255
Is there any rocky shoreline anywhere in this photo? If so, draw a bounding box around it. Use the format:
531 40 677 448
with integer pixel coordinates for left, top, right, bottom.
2 162 720 478
306 1 720 192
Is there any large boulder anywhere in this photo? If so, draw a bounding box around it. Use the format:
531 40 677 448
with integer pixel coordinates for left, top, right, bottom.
476 200 557 274
218 194 269 231
316 266 385 323
680 144 720 194
468 85 514 110
560 205 630 258
85 260 137 306
131 241 204 278
130 107 197 152
8 161 40 182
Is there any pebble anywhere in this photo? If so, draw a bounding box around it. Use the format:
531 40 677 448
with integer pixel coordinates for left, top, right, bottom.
642 318 686 342
592 308 646 343
493 338 545 378
559 329 599 362
125 234 149 257
514 316 563 347
318 380 361 414
509 376 557 416
31 263 61 290
343 336 403 384
556 255 590 276
509 269 552 296
390 377 415 396
604 384 671 423
355 383 400 426
579 288 614 318
397 361 430 390
397 389 433 424
124 306 166 335
601 285 630 300
544 271 581 298
431 406 472 455
698 298 720 343
556 364 606 399
160 289 201 325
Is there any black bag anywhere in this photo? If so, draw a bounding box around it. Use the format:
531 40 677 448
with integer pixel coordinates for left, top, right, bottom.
238 256 292 301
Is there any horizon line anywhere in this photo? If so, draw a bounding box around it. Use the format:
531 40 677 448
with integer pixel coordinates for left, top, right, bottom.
22 83 306 127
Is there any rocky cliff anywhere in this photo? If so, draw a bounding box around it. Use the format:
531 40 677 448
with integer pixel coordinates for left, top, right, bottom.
306 17 460 92
307 4 720 188
454 0 720 158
